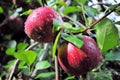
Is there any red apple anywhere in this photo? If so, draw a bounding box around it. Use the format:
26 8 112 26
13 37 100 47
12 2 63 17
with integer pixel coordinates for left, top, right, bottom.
58 35 102 75
24 7 63 43
61 0 67 2
8 16 24 32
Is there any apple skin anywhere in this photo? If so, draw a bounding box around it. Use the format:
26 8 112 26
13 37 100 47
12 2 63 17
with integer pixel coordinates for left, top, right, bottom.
58 35 102 75
24 7 63 43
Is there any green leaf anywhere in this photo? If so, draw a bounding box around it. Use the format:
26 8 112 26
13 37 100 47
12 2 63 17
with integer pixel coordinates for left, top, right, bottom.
65 76 75 80
114 21 120 25
85 6 98 18
105 52 120 61
0 6 3 13
18 61 26 69
53 19 63 32
14 52 27 62
63 6 82 14
95 18 119 53
16 7 22 12
21 66 30 76
35 60 51 70
6 48 16 56
7 40 17 48
3 60 15 69
61 33 83 48
35 72 55 79
23 50 37 65
26 0 31 3
79 0 87 4
56 0 67 6
17 43 28 51
62 22 83 33
20 9 33 16
14 50 37 65
90 72 112 80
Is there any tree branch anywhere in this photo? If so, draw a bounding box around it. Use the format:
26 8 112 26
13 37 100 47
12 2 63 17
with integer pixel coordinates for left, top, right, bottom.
82 3 120 32
64 15 86 29
55 55 59 80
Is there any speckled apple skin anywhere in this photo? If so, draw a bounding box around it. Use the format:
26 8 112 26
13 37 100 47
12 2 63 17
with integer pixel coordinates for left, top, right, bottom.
24 7 63 43
58 35 102 75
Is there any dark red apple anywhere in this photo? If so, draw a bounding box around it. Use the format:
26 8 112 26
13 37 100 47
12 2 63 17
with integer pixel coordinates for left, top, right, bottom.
61 0 67 2
8 16 24 32
58 35 102 75
24 7 63 43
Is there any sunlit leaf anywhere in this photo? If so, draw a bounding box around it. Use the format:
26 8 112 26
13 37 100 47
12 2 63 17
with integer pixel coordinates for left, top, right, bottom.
61 33 83 48
79 0 87 4
64 6 82 14
35 60 51 70
95 18 119 53
0 6 3 13
20 9 33 16
65 76 75 80
14 50 37 65
6 48 16 56
35 72 55 79
85 6 98 18
17 43 28 51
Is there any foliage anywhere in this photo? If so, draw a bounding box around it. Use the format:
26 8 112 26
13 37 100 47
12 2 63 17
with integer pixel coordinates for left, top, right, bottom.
0 0 120 80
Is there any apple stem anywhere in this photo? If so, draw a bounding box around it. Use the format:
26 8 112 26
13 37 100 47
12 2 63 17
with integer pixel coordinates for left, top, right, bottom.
8 42 39 80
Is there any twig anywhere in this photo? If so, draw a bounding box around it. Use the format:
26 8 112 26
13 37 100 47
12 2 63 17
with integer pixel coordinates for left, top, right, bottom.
31 43 50 77
55 55 59 80
82 3 120 32
64 15 86 29
8 42 39 80
0 16 8 27
90 2 111 6
8 59 19 80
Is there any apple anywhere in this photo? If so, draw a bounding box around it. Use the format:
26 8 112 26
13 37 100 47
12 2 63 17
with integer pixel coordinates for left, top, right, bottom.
58 35 102 75
24 7 63 43
8 16 24 32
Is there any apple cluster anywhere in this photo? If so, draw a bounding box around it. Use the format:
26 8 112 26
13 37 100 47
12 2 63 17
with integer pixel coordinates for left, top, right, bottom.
24 6 102 76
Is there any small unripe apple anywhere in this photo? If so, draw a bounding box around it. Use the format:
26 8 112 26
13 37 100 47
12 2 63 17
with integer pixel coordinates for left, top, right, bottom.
58 35 102 75
24 7 63 43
